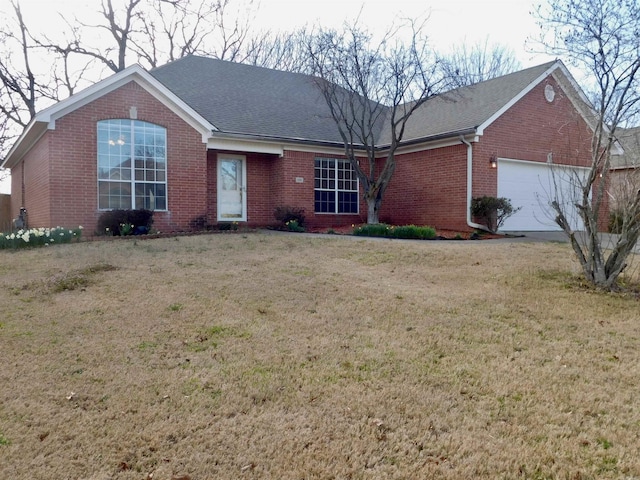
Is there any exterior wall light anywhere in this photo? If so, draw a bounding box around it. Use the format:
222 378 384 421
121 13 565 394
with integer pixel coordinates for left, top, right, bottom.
490 156 497 168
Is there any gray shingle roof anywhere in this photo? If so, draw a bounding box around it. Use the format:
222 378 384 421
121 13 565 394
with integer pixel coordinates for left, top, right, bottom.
150 55 345 144
151 55 559 147
386 61 558 144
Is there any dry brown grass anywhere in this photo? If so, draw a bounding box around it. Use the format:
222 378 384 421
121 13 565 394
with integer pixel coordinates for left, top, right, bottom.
1 232 639 480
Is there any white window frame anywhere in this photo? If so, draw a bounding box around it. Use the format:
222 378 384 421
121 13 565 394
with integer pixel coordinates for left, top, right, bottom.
97 119 168 211
314 158 359 214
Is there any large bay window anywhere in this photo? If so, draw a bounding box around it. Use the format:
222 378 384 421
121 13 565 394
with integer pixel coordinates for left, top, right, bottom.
97 119 167 210
314 158 359 214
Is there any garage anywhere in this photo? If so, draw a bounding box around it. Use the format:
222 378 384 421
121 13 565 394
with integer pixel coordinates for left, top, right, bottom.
497 158 589 231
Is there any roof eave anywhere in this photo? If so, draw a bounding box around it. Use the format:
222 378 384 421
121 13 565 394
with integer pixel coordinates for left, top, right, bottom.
376 127 479 152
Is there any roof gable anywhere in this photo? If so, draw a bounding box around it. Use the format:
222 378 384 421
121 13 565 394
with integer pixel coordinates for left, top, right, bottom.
384 61 562 145
2 64 215 168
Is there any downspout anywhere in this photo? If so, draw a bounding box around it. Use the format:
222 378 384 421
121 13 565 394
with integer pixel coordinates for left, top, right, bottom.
460 136 491 232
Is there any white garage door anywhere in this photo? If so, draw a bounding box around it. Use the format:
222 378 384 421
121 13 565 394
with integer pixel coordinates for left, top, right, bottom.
497 159 588 231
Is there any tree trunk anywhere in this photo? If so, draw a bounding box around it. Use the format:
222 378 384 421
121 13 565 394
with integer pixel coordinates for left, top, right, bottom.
365 198 380 224
365 195 380 224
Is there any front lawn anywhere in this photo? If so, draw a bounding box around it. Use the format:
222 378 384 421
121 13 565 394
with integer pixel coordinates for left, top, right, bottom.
1 232 638 479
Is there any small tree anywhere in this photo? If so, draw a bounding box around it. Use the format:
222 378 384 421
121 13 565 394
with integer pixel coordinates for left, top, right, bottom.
535 0 640 290
305 19 444 224
471 196 521 233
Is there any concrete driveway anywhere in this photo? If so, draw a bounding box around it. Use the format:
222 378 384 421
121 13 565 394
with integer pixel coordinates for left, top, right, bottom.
498 230 640 254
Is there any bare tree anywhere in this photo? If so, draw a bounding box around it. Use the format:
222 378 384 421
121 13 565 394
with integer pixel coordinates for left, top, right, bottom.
242 29 313 73
0 0 266 156
306 20 443 224
0 0 58 158
536 0 640 290
440 39 521 88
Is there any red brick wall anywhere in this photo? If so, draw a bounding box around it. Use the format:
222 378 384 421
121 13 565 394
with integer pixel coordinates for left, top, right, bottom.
278 150 364 229
9 161 24 223
381 145 469 230
44 81 206 233
13 133 52 227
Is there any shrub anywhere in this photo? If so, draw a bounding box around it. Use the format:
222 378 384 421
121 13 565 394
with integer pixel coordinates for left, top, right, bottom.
274 206 305 228
609 209 640 234
352 223 436 239
285 219 305 232
471 196 521 233
609 211 623 234
217 222 239 231
189 214 208 231
388 225 436 239
353 223 390 237
97 209 154 236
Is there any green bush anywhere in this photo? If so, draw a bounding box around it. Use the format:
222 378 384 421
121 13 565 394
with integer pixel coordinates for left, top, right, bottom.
285 219 305 232
0 226 83 250
471 196 521 232
96 209 154 236
352 223 436 239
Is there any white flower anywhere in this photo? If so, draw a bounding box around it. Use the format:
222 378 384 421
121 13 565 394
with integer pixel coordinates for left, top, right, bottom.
21 232 30 242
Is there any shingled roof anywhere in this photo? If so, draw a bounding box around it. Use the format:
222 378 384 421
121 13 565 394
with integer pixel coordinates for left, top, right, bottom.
151 55 562 148
385 61 558 145
150 55 345 144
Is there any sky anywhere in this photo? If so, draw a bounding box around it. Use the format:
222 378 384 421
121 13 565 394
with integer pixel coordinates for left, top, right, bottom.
0 0 553 195
255 0 553 67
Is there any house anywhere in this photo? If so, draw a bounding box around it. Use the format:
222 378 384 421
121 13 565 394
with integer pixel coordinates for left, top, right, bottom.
609 127 640 212
1 55 602 234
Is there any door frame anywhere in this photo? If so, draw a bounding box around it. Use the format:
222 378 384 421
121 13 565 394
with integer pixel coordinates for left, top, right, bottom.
217 154 247 222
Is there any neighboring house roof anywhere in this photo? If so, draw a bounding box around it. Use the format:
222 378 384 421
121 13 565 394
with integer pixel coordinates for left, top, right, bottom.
2 55 593 168
611 126 640 169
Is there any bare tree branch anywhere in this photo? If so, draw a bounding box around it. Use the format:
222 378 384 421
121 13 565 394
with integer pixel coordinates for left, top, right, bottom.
440 38 522 88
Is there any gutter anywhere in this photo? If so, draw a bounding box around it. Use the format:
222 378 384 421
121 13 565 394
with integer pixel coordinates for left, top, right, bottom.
460 135 491 232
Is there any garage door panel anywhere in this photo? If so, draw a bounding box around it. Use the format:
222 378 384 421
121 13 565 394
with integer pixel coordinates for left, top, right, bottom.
497 160 586 232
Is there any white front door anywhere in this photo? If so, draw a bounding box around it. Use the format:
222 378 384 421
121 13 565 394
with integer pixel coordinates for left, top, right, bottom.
217 155 247 221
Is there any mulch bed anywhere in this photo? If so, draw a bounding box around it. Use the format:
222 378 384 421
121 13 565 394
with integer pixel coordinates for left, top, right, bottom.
305 225 505 240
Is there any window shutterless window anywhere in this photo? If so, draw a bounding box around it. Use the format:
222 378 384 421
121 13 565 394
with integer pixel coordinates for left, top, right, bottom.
314 158 359 214
97 119 167 210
